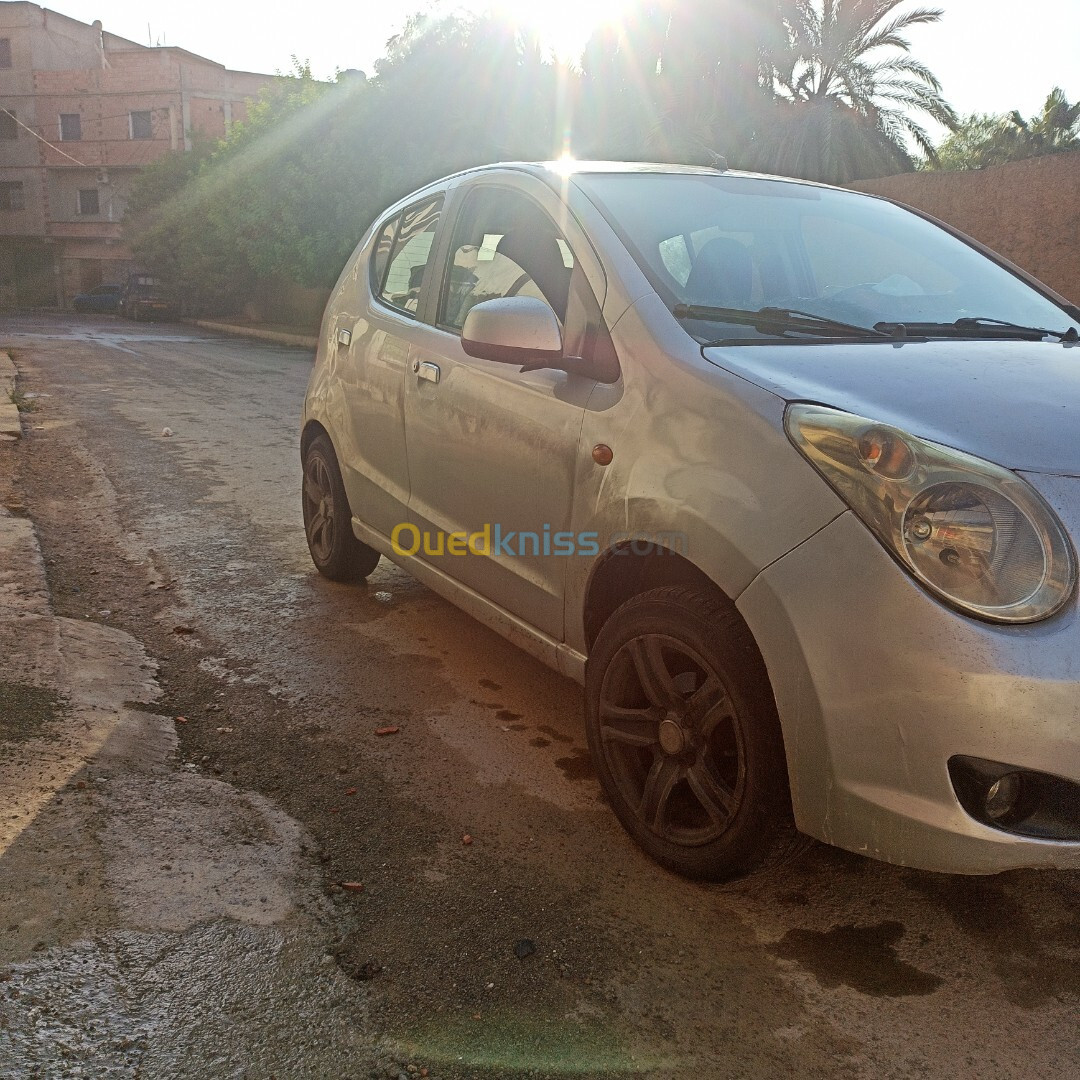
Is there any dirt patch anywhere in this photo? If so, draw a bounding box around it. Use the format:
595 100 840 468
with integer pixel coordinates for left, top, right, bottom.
0 681 65 751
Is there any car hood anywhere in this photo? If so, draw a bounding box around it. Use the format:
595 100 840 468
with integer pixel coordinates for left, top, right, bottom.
703 338 1080 475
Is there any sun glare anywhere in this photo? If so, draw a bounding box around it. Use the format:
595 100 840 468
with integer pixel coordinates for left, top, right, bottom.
455 0 631 62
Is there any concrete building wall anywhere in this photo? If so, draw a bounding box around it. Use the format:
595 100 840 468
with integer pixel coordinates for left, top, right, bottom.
46 165 131 223
0 1 273 309
13 3 101 72
0 3 43 235
855 151 1080 305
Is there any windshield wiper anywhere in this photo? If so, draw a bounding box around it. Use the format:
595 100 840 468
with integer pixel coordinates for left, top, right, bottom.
875 317 1079 342
673 304 891 341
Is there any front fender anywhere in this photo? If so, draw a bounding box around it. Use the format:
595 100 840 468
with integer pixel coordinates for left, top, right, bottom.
564 294 844 655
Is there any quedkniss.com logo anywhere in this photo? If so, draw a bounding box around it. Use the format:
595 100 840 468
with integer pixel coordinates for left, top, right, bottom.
390 523 689 558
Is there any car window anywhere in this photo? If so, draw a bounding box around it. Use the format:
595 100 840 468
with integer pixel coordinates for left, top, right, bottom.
440 187 574 332
801 214 958 298
574 172 1080 342
369 216 397 295
659 227 777 305
376 196 442 316
440 185 619 380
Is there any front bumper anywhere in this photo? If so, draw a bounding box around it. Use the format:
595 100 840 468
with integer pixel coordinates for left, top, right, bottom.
737 473 1080 874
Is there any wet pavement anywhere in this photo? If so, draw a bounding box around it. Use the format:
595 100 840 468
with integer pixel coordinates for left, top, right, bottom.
0 314 1077 1079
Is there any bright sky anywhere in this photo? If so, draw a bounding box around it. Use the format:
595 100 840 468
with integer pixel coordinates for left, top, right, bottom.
51 1 1080 129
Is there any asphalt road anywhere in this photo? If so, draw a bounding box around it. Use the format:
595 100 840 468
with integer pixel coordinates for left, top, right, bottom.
1 314 1077 1079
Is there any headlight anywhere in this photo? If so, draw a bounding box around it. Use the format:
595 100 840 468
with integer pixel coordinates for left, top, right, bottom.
786 404 1076 623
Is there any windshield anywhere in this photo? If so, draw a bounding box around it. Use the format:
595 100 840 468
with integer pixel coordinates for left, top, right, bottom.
573 172 1079 344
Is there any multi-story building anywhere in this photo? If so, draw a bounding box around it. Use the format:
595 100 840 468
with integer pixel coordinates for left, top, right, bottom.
0 3 273 308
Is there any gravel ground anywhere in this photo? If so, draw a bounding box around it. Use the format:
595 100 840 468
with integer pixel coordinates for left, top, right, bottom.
0 315 1077 1079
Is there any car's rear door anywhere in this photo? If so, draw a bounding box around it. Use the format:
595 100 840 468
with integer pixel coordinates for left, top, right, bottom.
333 192 445 538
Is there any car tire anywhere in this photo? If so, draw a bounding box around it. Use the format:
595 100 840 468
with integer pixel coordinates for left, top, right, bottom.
302 432 381 582
585 585 803 881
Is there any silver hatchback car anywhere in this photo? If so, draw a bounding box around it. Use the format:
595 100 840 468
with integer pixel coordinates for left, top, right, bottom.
301 161 1080 880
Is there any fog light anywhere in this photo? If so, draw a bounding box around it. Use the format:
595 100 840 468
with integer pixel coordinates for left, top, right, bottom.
950 756 1080 841
985 773 1023 821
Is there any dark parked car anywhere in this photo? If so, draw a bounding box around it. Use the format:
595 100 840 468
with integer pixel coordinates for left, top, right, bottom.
72 284 122 314
119 273 176 321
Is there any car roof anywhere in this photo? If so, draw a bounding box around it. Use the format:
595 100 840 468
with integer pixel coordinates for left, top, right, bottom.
374 159 873 230
452 160 849 194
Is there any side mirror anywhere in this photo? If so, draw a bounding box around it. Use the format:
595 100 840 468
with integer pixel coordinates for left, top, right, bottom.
461 297 564 368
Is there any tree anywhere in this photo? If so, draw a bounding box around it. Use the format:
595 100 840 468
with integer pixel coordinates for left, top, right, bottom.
367 13 561 187
126 14 566 314
934 88 1080 170
932 112 1028 171
755 0 957 183
126 61 350 311
1015 87 1080 155
125 4 960 316
577 2 785 163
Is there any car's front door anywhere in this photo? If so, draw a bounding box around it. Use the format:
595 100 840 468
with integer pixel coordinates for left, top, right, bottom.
402 179 614 641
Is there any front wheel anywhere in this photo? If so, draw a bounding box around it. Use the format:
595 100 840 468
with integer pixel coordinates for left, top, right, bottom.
302 433 381 582
585 585 802 881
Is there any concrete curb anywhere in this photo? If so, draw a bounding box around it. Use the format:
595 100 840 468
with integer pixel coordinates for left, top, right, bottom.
0 350 21 441
186 320 318 351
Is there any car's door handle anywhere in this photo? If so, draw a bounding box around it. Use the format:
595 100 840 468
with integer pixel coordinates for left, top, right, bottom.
413 360 440 384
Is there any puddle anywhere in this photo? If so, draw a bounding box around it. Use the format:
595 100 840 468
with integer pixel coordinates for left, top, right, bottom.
769 920 944 997
554 747 595 782
909 875 1080 1008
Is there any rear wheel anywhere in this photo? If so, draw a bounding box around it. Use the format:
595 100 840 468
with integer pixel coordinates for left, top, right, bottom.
302 433 381 581
585 585 802 881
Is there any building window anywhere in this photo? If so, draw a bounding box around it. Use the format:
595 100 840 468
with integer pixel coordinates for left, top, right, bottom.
0 109 16 140
59 113 82 141
0 181 24 211
129 110 153 139
78 188 100 215
0 39 11 68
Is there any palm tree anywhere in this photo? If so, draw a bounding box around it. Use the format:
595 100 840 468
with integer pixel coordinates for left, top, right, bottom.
934 88 1080 170
1004 87 1080 156
757 0 958 183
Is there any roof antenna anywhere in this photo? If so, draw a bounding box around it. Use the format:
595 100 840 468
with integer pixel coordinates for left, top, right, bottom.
687 136 727 172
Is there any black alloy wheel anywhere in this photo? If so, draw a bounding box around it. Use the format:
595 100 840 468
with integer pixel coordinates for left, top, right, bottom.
585 585 803 880
302 432 381 581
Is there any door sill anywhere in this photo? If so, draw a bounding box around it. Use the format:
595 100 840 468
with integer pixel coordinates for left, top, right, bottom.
352 517 586 684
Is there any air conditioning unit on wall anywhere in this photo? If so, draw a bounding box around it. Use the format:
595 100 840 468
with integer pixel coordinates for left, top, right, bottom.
96 170 110 185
